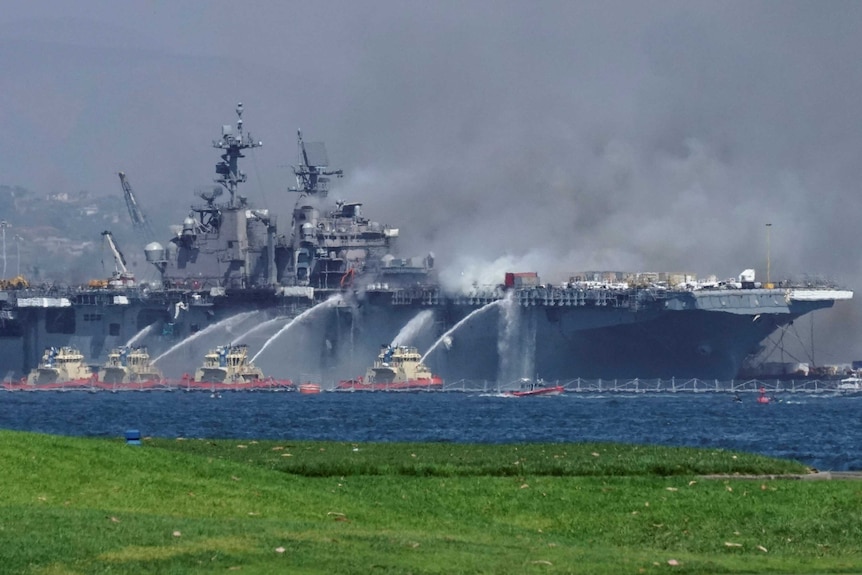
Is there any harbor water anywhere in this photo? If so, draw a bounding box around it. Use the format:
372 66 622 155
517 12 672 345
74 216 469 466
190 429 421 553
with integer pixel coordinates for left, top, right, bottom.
1 391 860 472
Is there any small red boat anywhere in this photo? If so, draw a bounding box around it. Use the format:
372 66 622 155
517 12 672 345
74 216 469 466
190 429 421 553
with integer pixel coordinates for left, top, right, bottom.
507 379 564 397
336 345 443 392
298 383 322 394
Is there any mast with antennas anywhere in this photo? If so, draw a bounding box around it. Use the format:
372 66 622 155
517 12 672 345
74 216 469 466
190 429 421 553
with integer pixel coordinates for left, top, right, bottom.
288 130 342 198
212 102 262 207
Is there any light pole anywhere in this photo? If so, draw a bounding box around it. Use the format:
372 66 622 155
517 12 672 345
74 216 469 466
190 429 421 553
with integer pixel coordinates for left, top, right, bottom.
14 235 22 276
0 220 8 279
765 223 772 287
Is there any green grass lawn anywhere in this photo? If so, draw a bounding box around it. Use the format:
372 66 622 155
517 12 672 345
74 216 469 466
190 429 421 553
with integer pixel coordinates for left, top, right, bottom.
1 431 860 574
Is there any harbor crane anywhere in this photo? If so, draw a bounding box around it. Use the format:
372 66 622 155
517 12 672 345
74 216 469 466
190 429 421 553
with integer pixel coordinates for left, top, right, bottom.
90 230 136 289
118 172 155 242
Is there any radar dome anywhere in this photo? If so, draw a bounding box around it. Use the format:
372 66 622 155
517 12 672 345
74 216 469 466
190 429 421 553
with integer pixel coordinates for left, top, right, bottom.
182 217 196 235
144 242 166 263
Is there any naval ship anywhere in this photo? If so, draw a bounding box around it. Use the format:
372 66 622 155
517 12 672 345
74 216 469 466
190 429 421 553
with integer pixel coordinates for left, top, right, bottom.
0 104 853 383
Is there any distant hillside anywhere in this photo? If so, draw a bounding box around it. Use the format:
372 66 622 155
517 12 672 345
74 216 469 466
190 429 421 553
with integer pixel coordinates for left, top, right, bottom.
0 184 154 284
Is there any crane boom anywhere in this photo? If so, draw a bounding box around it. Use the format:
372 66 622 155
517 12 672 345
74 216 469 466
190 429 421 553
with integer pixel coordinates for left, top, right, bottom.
101 231 128 274
118 172 155 241
97 230 135 288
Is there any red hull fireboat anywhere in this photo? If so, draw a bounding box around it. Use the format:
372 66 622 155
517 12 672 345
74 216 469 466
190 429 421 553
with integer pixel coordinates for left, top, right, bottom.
506 378 565 397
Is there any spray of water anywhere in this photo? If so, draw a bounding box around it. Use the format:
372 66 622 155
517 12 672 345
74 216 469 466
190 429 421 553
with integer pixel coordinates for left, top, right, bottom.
124 323 156 348
232 315 290 342
496 293 539 384
521 311 537 381
152 311 258 365
391 309 435 347
251 295 343 363
421 299 503 363
497 291 519 384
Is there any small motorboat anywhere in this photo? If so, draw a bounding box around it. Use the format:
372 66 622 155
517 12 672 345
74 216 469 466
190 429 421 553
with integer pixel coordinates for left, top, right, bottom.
507 378 565 397
838 376 862 391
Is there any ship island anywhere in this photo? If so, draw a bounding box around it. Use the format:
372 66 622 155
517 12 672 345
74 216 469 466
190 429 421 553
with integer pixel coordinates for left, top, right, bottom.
0 104 853 385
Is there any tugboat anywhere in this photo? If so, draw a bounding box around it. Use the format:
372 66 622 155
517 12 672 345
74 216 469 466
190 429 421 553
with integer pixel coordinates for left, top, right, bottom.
189 344 293 390
98 346 163 387
506 378 565 397
336 344 444 392
25 346 95 388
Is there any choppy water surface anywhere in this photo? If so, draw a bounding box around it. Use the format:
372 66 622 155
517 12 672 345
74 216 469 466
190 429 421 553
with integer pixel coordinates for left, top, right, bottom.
1 392 860 471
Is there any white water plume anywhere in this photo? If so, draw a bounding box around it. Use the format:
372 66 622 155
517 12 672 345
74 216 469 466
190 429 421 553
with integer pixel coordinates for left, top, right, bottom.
152 310 258 365
232 315 290 343
391 310 435 347
520 311 537 382
421 299 503 363
495 293 537 384
124 323 156 348
251 295 343 363
496 291 520 384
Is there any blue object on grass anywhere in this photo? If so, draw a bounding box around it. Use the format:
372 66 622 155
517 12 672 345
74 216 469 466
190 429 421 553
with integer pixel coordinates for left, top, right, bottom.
125 429 142 445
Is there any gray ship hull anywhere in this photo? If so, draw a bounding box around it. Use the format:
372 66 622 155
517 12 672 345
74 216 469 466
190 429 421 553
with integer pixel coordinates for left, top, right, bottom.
0 285 847 384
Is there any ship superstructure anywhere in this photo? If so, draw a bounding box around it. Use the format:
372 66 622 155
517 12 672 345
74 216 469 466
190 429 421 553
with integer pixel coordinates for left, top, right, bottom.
146 102 269 289
284 130 431 289
0 105 853 384
146 105 428 292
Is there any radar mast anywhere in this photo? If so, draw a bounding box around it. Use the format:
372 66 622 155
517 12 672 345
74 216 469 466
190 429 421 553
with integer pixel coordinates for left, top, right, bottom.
289 130 343 198
212 102 262 208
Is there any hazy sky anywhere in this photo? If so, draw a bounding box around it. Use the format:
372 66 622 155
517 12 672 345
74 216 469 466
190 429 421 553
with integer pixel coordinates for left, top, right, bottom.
2 0 861 362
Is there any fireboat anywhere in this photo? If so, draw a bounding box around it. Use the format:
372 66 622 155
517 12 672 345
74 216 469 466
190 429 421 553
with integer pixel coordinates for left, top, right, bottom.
336 344 443 392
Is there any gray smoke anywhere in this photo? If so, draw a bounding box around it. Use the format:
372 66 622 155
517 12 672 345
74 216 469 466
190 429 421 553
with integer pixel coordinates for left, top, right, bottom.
2 1 861 363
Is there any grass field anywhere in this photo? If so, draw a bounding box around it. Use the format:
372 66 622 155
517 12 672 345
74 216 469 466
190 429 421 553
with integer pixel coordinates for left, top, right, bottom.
1 430 861 574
